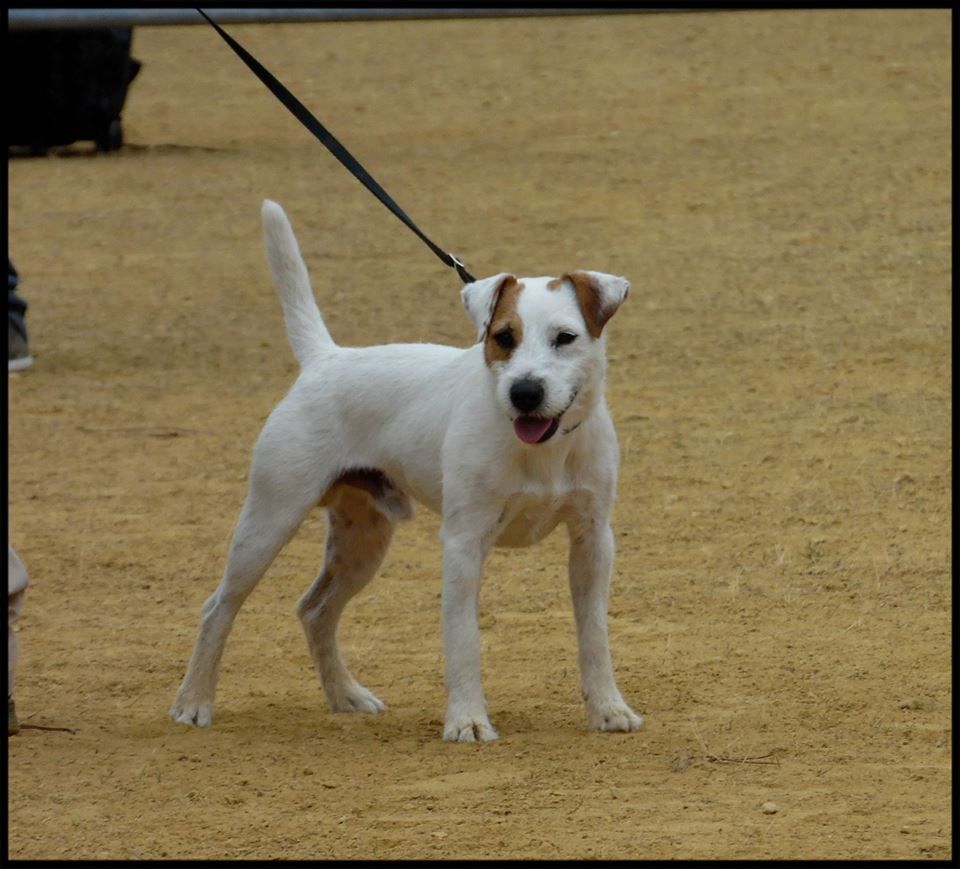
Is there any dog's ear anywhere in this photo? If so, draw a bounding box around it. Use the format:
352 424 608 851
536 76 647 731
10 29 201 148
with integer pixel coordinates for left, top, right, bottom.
461 273 519 341
565 271 630 338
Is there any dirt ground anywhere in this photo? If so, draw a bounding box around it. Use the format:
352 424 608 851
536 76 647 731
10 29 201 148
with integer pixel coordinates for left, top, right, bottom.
6 9 951 861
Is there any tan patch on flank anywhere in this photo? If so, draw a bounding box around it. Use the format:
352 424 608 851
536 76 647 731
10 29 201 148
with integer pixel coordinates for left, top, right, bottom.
484 277 524 365
564 271 609 339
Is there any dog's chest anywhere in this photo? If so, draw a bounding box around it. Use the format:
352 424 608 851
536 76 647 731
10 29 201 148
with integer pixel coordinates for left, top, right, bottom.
493 486 576 548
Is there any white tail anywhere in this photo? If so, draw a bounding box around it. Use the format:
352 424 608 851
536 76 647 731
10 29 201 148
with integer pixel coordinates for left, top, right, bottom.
261 199 334 365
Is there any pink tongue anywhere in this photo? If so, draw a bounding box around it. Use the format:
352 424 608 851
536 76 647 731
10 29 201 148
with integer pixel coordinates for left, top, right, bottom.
514 416 552 444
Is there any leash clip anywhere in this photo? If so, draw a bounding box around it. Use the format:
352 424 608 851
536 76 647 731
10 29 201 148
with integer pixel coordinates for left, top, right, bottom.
448 253 476 285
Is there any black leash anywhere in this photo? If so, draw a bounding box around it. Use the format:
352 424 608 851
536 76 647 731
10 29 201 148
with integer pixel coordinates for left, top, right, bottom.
196 8 476 285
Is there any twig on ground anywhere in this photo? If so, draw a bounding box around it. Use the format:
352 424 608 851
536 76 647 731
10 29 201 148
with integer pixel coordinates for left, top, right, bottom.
705 752 780 766
18 723 78 734
76 425 206 437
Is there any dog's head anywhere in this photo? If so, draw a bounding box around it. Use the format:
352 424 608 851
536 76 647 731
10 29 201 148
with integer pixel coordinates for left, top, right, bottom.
461 270 629 445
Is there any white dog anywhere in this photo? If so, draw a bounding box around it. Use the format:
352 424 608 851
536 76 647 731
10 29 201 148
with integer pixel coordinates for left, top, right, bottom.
170 200 642 742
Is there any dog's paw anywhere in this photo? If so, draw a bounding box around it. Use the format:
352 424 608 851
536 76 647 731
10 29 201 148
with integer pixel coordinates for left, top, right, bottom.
443 713 498 743
326 682 387 714
170 698 215 727
586 699 644 733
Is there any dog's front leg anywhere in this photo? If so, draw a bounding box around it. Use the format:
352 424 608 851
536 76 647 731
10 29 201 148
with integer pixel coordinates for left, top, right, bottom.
440 527 498 743
568 517 643 733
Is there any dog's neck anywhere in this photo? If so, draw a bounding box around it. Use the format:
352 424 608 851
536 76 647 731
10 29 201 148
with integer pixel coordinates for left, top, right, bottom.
558 347 607 439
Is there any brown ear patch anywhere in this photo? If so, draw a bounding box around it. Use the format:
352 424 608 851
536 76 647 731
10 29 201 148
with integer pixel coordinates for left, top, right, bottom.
484 277 524 365
563 271 610 339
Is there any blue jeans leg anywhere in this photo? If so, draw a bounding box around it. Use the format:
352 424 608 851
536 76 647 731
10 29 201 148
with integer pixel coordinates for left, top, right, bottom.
8 259 28 338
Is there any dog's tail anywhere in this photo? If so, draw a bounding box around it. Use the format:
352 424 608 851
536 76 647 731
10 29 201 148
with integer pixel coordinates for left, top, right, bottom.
261 199 335 365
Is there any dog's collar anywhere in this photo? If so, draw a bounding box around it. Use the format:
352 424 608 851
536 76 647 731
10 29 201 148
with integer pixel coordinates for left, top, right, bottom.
558 388 584 436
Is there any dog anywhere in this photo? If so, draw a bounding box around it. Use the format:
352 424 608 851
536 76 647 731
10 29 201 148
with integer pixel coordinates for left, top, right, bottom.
170 200 642 742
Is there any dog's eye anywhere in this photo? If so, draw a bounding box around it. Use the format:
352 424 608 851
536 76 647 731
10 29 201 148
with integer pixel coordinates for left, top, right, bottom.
493 330 515 350
555 331 578 347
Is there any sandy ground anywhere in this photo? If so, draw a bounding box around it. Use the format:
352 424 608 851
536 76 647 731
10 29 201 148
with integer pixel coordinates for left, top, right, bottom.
6 9 951 861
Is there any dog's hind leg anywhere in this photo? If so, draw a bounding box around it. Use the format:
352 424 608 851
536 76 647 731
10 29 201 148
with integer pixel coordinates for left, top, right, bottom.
297 472 411 714
170 455 324 727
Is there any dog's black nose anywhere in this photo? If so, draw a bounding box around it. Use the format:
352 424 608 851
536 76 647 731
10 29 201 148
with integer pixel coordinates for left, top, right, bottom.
510 378 545 413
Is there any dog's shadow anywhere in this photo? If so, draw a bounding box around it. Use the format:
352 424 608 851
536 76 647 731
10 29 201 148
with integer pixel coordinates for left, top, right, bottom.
202 700 423 746
198 701 588 747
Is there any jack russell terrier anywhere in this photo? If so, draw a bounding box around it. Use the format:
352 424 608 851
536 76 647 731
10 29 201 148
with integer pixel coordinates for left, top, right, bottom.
170 200 642 742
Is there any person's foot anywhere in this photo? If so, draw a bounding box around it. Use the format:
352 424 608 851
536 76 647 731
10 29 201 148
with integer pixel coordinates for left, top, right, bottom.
8 319 33 371
8 696 19 735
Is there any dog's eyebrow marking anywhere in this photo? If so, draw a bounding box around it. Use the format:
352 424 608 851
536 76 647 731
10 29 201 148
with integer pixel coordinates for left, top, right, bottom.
484 278 525 365
549 273 605 338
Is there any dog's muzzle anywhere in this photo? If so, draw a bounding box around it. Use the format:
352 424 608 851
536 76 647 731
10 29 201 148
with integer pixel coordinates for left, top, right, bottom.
510 378 555 444
510 380 580 445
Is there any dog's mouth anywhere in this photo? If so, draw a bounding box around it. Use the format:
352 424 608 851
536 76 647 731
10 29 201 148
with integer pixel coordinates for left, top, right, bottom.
512 389 580 445
513 416 561 445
